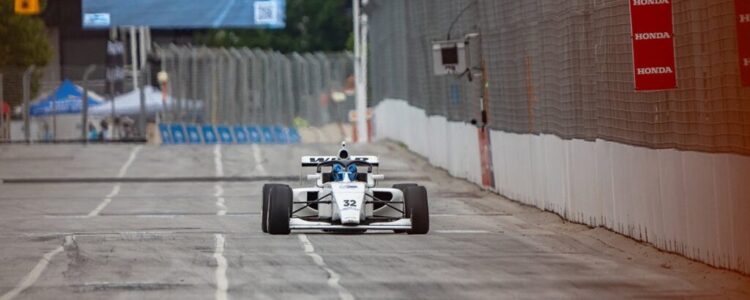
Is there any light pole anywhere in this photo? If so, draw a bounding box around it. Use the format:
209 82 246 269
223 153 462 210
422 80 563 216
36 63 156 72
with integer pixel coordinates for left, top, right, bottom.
353 0 369 143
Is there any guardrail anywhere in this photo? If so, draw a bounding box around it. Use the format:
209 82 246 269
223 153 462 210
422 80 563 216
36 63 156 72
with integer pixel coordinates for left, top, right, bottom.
158 123 301 145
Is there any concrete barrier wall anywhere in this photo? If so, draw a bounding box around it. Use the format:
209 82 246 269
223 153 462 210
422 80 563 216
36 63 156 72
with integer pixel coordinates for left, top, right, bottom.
375 98 750 274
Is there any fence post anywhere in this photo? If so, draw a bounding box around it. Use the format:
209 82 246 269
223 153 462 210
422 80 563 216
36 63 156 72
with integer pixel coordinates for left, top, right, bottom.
81 65 96 143
0 72 4 141
22 66 35 144
139 64 149 138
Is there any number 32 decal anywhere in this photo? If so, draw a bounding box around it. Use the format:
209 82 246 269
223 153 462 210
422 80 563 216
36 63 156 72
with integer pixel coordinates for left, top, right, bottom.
343 200 356 207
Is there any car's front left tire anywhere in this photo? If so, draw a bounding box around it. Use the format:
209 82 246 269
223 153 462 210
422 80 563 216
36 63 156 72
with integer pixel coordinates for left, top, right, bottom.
267 185 293 235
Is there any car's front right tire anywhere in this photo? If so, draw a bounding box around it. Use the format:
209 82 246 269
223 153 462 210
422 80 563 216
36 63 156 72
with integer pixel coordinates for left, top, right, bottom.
405 185 429 234
392 184 418 233
267 185 292 235
261 183 285 233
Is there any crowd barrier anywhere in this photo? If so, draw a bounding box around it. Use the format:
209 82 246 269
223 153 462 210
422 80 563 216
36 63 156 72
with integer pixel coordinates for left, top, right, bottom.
158 123 301 145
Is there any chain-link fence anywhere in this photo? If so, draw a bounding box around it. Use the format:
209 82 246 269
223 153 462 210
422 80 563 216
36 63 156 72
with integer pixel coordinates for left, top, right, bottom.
158 46 354 128
369 0 750 155
0 48 354 143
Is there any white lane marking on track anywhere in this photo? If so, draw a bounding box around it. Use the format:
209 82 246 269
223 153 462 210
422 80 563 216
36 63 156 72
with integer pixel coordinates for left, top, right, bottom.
215 184 226 216
0 236 74 300
251 144 267 175
87 145 141 217
212 0 236 27
117 145 143 177
87 184 121 217
214 146 227 215
214 144 224 177
298 234 354 300
435 230 491 234
214 234 229 300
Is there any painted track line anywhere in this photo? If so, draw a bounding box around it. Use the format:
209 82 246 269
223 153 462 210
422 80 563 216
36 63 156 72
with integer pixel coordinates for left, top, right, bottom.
215 184 226 216
87 184 121 217
117 146 143 177
214 145 226 215
298 234 354 300
87 145 141 217
0 236 74 300
251 144 267 175
214 144 224 177
214 234 228 300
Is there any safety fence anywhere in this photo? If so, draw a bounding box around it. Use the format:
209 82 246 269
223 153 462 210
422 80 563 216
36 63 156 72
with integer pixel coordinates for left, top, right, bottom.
158 46 355 128
369 0 750 275
369 0 750 155
0 49 354 143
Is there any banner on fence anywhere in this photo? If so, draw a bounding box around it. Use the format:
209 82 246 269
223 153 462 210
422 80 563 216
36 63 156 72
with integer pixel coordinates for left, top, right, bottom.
629 0 677 91
737 0 750 86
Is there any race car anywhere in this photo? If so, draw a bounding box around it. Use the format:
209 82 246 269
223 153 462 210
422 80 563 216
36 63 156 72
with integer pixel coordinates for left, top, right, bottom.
261 142 429 235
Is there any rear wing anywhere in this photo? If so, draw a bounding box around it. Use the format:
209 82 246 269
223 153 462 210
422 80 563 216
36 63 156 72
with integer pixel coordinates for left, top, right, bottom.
301 156 379 167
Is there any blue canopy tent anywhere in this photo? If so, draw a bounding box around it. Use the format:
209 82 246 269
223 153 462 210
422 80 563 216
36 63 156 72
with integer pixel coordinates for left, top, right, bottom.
30 80 104 116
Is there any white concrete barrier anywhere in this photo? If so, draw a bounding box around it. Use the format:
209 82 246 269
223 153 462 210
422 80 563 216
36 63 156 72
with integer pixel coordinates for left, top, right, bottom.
374 98 750 274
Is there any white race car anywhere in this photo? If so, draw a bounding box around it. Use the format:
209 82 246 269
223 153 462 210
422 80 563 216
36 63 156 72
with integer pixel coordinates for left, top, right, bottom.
261 142 429 235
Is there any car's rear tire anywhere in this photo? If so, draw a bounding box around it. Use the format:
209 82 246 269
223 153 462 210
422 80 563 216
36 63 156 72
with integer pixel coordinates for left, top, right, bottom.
267 185 292 235
405 186 429 234
261 183 285 233
392 184 418 233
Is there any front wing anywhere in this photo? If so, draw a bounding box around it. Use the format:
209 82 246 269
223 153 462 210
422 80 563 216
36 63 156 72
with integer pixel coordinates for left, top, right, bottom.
289 217 412 230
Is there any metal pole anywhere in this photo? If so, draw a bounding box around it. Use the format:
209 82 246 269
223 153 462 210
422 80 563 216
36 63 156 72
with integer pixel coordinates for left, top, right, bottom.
360 14 369 142
353 0 368 143
82 65 96 143
130 26 139 90
139 65 149 137
0 73 4 141
22 66 35 144
139 27 147 69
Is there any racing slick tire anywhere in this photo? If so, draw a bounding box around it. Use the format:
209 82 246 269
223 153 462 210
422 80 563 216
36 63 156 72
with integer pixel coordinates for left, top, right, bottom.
404 186 429 234
262 183 286 233
392 184 418 233
267 185 293 235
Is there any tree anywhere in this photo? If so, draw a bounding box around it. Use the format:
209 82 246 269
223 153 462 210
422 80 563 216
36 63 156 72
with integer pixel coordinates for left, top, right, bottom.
0 0 52 107
195 0 352 53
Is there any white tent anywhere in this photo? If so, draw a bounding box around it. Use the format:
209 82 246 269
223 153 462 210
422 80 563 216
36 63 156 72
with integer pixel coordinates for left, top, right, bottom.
88 86 204 117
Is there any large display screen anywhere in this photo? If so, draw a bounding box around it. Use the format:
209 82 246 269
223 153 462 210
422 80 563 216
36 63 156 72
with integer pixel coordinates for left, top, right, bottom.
82 0 285 29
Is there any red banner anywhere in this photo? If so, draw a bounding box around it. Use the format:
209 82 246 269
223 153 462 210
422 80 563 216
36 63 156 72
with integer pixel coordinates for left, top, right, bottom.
629 0 677 91
737 0 750 86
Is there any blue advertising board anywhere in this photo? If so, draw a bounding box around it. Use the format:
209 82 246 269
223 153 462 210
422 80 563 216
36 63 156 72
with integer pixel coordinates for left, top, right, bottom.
159 124 171 144
260 126 275 143
234 126 249 144
247 127 262 144
186 125 202 144
202 125 218 144
273 126 288 144
170 124 187 144
217 126 234 144
161 124 302 145
288 127 301 144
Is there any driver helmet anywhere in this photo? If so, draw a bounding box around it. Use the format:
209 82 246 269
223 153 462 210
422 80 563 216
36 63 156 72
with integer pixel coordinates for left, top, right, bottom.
332 163 358 182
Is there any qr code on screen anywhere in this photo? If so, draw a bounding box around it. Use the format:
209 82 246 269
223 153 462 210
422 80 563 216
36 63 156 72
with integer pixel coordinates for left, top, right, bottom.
255 1 277 24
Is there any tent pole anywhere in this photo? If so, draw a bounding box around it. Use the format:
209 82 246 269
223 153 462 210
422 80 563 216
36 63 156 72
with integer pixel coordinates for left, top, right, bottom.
82 65 96 143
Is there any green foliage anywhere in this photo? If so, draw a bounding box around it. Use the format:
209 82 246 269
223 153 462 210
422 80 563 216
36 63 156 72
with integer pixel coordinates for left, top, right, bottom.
0 0 52 106
195 0 352 53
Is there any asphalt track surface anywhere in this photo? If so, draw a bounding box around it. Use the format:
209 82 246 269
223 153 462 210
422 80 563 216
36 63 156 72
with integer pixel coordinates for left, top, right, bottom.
84 0 262 28
0 143 748 299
